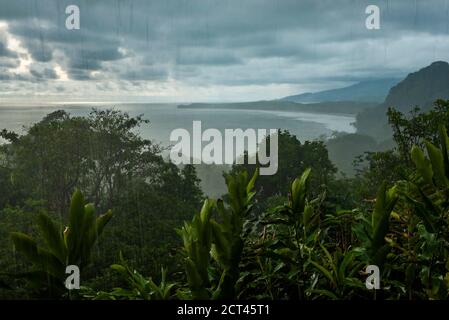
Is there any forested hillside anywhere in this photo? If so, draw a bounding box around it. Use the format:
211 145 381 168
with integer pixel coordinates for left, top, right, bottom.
356 61 449 139
2 100 449 299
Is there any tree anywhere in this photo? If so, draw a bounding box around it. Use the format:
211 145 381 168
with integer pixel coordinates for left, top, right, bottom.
353 100 449 200
387 99 449 163
2 111 91 216
0 108 204 291
231 130 336 202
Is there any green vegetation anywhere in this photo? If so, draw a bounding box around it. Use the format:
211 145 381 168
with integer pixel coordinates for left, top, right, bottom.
2 101 449 300
10 190 112 298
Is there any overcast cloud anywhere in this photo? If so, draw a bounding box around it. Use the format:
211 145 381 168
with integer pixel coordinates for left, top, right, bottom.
0 0 449 103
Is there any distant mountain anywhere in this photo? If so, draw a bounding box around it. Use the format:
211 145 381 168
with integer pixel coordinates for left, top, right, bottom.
383 61 449 111
282 78 400 103
355 61 449 139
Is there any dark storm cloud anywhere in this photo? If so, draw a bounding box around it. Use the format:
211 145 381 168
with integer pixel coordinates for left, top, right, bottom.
0 41 16 57
25 40 53 62
68 69 93 80
0 58 19 72
0 58 19 68
1 0 449 99
175 48 242 66
29 66 57 79
62 46 128 81
121 65 168 81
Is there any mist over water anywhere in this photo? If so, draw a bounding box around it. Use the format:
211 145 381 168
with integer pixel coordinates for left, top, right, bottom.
0 103 356 146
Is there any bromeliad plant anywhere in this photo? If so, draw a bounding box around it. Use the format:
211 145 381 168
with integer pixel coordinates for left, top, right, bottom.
10 189 112 298
177 169 258 300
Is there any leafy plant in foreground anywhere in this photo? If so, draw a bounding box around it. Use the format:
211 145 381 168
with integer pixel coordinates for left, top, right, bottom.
239 168 322 299
353 182 398 269
402 125 449 298
177 169 258 299
9 190 112 298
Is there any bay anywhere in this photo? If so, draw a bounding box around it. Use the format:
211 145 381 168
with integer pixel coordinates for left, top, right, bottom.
0 103 356 147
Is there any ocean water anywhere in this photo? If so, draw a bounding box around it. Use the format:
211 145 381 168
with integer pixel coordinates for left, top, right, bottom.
0 103 356 147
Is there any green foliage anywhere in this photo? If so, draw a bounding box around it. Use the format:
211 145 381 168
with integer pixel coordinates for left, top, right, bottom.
4 102 449 300
353 183 398 269
177 199 215 299
309 246 364 299
231 130 336 201
388 100 449 162
83 252 175 300
1 108 203 293
400 125 449 298
238 168 321 300
354 150 407 200
350 101 449 202
9 189 112 298
326 133 381 176
177 169 258 300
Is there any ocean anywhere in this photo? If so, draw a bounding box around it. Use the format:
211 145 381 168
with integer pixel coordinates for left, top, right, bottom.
0 103 356 147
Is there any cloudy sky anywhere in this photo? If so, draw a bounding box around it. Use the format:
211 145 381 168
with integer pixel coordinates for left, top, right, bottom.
0 0 449 104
